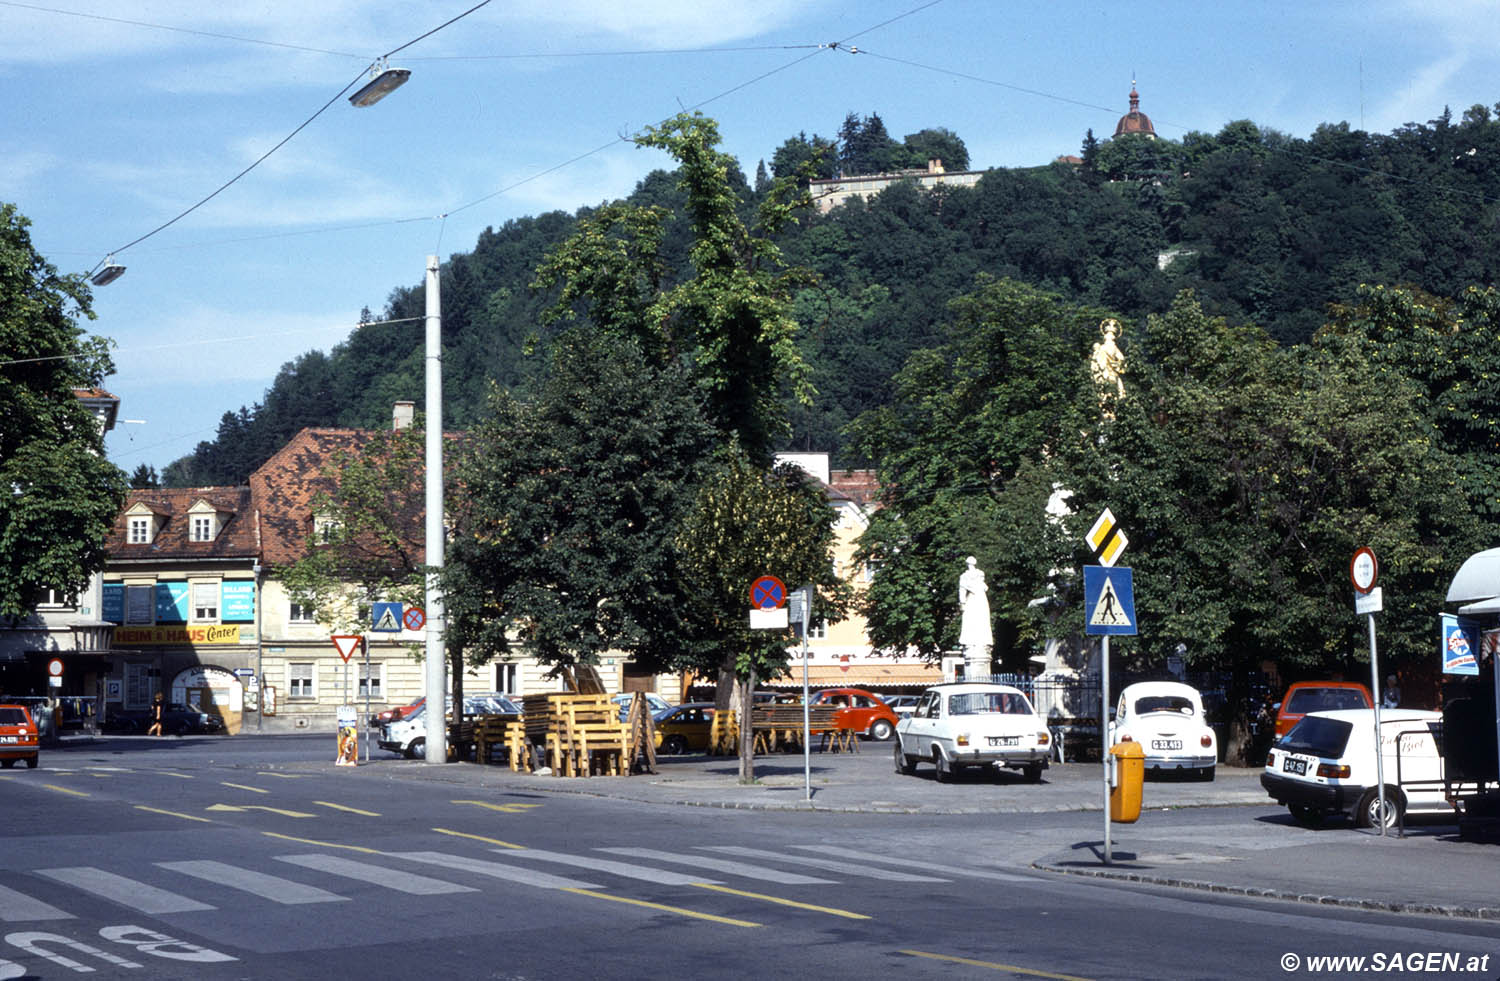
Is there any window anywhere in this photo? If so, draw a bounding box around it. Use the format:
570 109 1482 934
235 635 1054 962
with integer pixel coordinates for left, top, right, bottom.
288 663 315 699
808 617 828 640
314 515 343 544
191 582 218 621
358 663 383 700
128 516 151 544
125 585 153 624
191 515 215 542
495 662 518 694
289 601 315 624
38 587 76 609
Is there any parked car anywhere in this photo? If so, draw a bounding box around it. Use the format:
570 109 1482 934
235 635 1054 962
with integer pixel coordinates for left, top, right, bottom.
103 702 224 735
1110 681 1217 781
612 692 674 722
884 694 921 717
378 694 520 759
1273 681 1374 738
370 696 424 727
0 703 40 769
1262 708 1449 828
807 687 900 741
1 696 54 741
653 703 716 754
893 683 1051 782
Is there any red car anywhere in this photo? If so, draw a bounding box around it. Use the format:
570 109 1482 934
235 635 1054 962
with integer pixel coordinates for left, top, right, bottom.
0 703 40 769
807 688 900 741
1273 681 1373 738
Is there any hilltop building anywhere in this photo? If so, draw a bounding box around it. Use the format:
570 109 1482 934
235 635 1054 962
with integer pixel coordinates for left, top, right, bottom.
1113 81 1156 139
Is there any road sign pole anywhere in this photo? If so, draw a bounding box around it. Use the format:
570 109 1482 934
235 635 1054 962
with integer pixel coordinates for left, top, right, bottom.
1102 635 1112 865
1368 612 1386 837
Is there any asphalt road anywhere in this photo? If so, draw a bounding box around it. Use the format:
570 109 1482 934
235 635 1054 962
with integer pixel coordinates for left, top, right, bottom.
1 736 1496 980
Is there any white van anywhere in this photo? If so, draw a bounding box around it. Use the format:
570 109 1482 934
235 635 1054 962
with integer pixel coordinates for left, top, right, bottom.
1261 708 1450 828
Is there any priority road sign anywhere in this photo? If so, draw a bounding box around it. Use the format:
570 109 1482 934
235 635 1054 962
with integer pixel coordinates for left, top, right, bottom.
1086 509 1128 567
1084 565 1136 635
372 601 402 632
750 575 787 610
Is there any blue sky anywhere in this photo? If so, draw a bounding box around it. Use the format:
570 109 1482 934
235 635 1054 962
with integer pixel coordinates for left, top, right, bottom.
3 0 1498 477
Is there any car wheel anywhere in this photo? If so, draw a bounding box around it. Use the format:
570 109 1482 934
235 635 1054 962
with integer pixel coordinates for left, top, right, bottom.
663 735 689 755
869 719 894 742
1356 788 1402 829
24 756 37 769
934 749 954 783
405 737 426 760
1021 763 1043 783
893 741 917 775
1288 804 1324 828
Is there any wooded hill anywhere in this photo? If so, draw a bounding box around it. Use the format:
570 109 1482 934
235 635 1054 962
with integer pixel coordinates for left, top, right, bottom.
157 104 1500 487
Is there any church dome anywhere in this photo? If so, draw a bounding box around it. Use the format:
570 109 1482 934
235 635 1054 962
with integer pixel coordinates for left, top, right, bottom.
1113 82 1156 138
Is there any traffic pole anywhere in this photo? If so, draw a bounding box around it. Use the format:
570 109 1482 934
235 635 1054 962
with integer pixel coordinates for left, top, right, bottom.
1102 635 1112 864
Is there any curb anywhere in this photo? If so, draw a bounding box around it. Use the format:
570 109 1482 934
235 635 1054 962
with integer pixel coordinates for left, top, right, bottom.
1031 861 1500 921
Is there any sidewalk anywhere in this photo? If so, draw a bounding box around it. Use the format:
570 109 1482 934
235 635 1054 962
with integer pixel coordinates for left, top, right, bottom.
332 745 1500 922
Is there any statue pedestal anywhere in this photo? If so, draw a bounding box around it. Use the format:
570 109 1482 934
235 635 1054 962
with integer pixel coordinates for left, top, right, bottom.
962 645 992 683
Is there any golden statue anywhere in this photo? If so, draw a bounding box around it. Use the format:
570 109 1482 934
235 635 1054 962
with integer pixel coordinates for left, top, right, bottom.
1091 318 1126 416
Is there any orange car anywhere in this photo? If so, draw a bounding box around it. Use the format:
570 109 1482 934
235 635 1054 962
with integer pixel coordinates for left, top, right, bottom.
0 703 40 769
807 687 900 741
1273 681 1373 738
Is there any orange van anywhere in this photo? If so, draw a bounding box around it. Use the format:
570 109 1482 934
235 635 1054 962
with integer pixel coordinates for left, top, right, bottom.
0 703 40 769
1273 682 1373 738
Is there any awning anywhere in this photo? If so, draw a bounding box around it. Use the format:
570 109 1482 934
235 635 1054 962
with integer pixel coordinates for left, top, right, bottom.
1458 596 1500 616
1446 546 1500 603
764 663 943 689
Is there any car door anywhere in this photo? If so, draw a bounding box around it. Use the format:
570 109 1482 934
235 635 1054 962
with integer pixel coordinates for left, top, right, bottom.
903 692 939 758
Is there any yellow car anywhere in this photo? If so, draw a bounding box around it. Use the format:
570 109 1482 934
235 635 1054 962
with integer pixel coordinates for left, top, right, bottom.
654 703 716 755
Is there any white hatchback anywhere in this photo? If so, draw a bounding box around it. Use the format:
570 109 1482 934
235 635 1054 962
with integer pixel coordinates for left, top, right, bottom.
1110 681 1217 781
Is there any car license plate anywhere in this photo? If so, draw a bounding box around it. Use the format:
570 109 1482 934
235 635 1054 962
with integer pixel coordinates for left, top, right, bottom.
0 736 16 744
988 735 1019 746
1150 739 1182 751
1283 756 1308 775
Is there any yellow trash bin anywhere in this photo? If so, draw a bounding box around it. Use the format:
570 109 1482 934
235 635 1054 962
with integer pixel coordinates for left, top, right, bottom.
1110 740 1145 824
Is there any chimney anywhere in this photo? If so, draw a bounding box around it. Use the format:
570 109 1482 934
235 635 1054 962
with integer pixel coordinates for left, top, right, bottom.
393 401 415 431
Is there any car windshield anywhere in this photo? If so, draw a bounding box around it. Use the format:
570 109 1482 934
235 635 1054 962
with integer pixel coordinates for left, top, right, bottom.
1278 715 1353 757
948 691 1030 715
1134 696 1195 716
1287 688 1367 713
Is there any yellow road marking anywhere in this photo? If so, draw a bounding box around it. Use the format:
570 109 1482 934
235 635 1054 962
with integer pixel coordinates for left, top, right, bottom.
135 805 212 823
560 888 759 927
431 827 525 850
451 799 542 813
315 801 381 816
42 783 89 797
221 781 269 794
206 804 315 818
689 883 869 919
263 831 383 854
899 950 1094 980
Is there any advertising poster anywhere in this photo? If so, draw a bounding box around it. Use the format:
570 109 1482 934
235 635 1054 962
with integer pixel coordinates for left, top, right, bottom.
336 704 358 766
1441 613 1479 675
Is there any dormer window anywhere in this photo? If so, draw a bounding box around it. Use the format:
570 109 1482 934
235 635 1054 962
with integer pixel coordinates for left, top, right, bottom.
128 515 152 544
314 514 343 544
191 516 214 541
186 499 228 542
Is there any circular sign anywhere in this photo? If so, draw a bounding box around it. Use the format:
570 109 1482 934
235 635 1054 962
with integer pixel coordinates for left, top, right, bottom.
403 606 426 632
47 658 63 678
749 575 787 610
1350 547 1379 594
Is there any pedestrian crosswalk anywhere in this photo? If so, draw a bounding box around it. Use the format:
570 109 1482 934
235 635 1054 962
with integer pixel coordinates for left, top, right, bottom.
0 840 1033 926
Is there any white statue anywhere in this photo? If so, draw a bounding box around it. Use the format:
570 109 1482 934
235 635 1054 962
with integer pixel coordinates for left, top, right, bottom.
958 556 993 649
1091 318 1126 417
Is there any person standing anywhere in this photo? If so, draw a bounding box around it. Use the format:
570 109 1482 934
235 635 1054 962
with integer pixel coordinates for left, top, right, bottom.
147 692 165 736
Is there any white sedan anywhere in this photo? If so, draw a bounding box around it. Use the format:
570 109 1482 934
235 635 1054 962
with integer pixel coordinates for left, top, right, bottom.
1110 681 1217 781
894 683 1051 782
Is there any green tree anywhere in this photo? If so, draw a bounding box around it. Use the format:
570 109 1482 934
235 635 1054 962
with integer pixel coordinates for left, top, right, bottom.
901 126 969 171
770 132 838 183
129 464 159 489
0 203 128 617
675 446 850 779
838 112 902 176
442 329 717 675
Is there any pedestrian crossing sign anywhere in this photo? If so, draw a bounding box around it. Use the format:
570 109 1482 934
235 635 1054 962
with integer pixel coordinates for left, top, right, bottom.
1084 565 1136 636
372 601 402 633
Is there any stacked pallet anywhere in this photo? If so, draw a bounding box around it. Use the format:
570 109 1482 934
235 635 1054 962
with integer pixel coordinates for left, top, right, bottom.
750 704 839 753
521 693 627 776
472 713 523 765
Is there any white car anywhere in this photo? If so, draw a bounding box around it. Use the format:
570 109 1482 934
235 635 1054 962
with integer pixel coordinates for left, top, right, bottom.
1110 681 1217 780
379 694 520 759
893 683 1051 782
1262 708 1450 828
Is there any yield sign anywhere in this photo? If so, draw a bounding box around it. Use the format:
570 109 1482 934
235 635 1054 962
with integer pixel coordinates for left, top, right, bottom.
331 634 363 663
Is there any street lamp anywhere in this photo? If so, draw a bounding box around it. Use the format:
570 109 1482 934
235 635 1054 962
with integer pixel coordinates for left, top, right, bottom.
349 59 411 108
91 257 125 286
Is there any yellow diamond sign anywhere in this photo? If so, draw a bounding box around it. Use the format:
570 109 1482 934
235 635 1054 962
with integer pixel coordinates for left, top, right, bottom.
1086 508 1128 567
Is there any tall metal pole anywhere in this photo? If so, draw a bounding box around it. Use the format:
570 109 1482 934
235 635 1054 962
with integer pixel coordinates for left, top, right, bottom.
1101 636 1112 864
802 633 811 802
1368 612 1386 836
423 255 448 764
